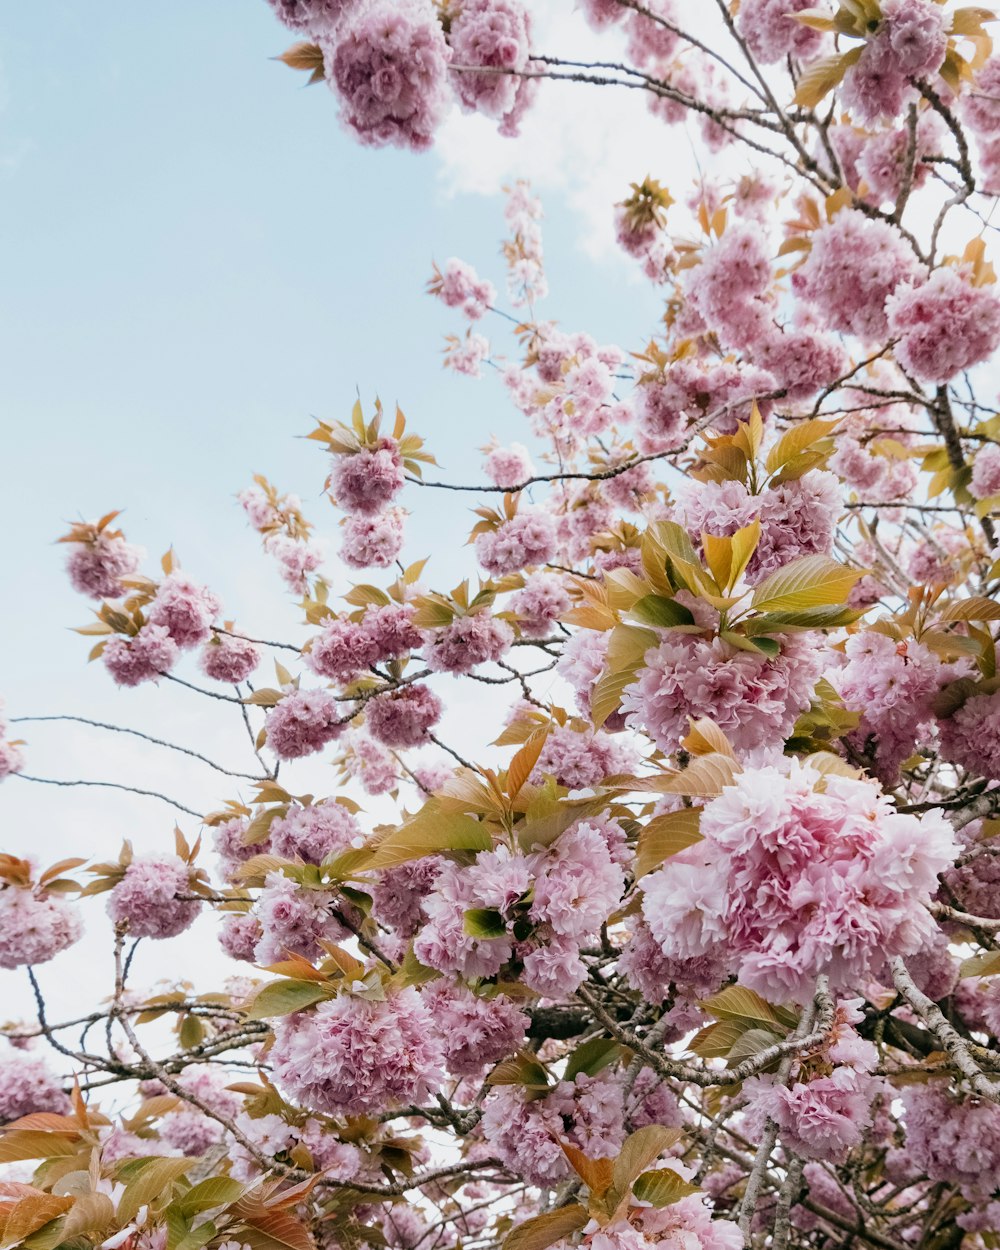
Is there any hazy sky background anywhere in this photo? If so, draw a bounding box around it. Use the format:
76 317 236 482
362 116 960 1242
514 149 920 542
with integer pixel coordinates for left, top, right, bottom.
0 3 683 1031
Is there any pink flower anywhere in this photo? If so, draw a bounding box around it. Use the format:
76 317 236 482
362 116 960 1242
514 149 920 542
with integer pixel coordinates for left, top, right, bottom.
424 613 514 674
625 0 680 68
366 683 442 747
0 885 82 969
270 987 445 1114
212 816 265 884
448 0 532 123
103 625 179 687
642 758 957 1001
66 533 140 599
371 858 443 939
744 1068 884 1163
530 723 636 789
107 856 200 940
736 0 824 63
0 739 25 780
329 444 405 515
340 507 406 568
309 615 381 683
886 268 1000 383
363 602 422 657
199 632 260 684
421 982 527 1076
475 509 556 574
938 687 1000 781
0 1051 71 1123
219 912 261 962
254 871 347 964
623 631 823 756
512 571 570 637
270 800 360 864
266 688 343 760
343 730 400 794
265 0 356 36
147 574 221 649
435 258 496 319
840 36 912 124
323 0 452 152
971 443 1000 500
791 209 922 342
482 1073 624 1187
264 534 324 593
685 223 773 352
882 0 948 75
901 1084 1000 1200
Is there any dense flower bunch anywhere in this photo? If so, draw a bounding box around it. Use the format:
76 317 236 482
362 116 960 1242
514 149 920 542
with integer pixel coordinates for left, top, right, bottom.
5 3 1000 1249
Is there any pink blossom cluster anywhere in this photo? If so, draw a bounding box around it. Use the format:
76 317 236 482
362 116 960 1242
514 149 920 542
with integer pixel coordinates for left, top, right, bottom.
309 604 420 684
340 507 406 569
433 259 496 320
270 986 444 1115
270 799 360 864
342 730 400 795
529 722 636 790
675 471 841 584
504 181 547 306
482 442 530 485
475 508 556 575
481 1072 624 1187
0 1050 71 1122
896 1083 1000 1200
421 982 527 1076
320 0 451 152
448 0 533 125
253 871 348 964
736 0 824 64
66 531 141 599
212 815 265 884
623 630 823 756
971 442 1000 501
583 1190 743 1250
159 1067 242 1156
965 56 1000 192
107 855 200 940
791 210 922 343
512 571 570 637
938 687 1000 782
366 683 442 748
199 632 260 684
444 331 491 378
641 758 956 1001
834 632 946 784
743 1005 884 1163
424 612 514 674
635 359 774 451
266 688 343 760
0 882 83 969
414 818 625 996
886 268 1000 383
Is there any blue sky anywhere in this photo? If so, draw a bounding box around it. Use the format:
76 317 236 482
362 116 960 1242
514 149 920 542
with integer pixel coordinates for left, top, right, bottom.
0 3 670 1024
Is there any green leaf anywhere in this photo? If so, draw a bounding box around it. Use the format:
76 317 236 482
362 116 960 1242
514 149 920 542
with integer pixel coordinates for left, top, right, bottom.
750 555 863 612
117 1157 195 1224
487 1051 550 1091
635 808 703 878
629 595 696 628
463 908 508 939
502 1206 589 1250
245 979 332 1020
960 951 1000 979
745 605 866 634
699 985 798 1032
175 1177 246 1217
366 805 492 869
632 1168 700 1206
612 1125 683 1197
564 1037 623 1082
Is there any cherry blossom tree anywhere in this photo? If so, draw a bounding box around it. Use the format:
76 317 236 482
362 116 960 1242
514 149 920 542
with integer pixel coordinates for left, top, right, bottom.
4 2 1000 1249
